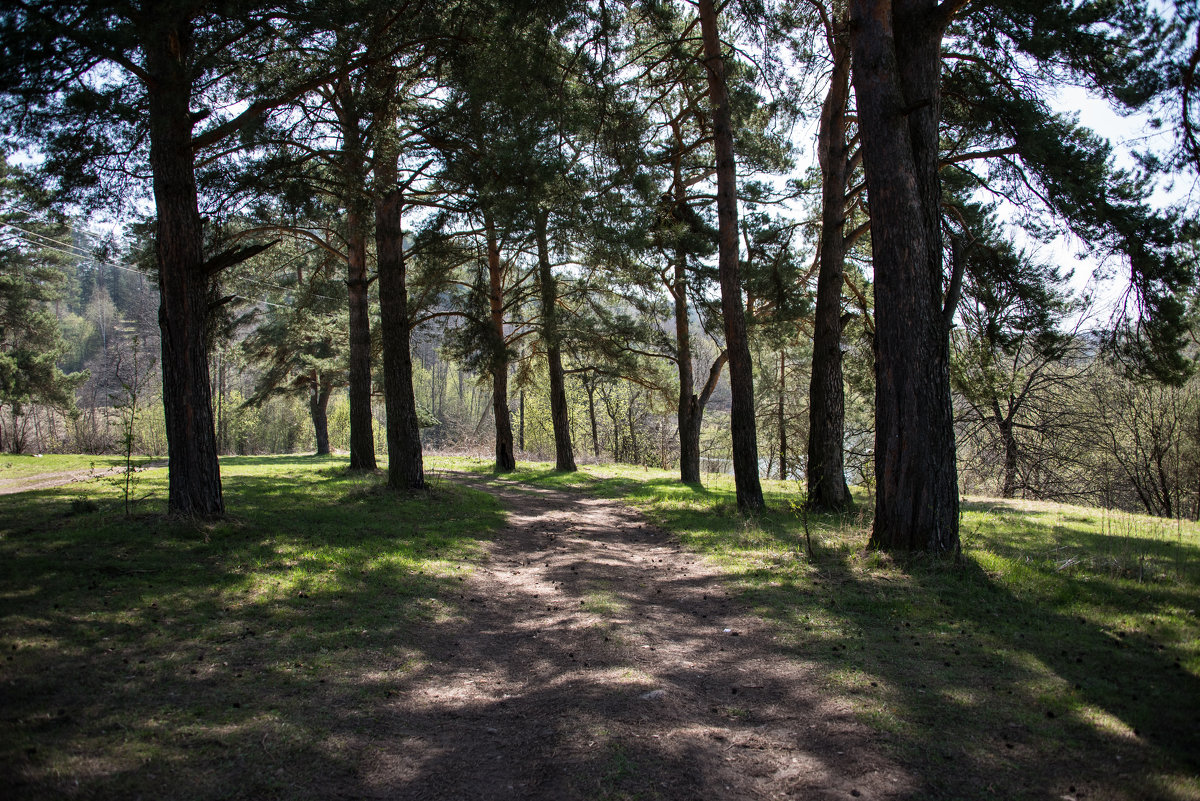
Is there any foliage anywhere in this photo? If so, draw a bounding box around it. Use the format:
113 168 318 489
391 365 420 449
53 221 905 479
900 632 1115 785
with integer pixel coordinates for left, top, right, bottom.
942 0 1196 383
0 157 87 451
109 333 151 515
0 0 1195 528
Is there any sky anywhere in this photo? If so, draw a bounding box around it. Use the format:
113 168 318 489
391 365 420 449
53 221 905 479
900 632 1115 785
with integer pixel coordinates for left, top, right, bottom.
1040 83 1195 323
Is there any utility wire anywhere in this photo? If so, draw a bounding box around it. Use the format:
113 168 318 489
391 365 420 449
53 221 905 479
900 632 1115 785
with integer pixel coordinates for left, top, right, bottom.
4 212 346 303
1 220 338 310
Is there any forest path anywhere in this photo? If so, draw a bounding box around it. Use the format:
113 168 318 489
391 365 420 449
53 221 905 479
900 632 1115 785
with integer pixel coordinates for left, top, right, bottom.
363 472 913 800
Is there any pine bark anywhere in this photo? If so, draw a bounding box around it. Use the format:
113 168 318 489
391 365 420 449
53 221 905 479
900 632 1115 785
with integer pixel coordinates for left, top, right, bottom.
673 243 703 484
376 177 425 490
807 27 855 512
778 351 788 480
849 0 959 552
698 0 764 513
992 399 1018 498
585 378 600 457
535 210 576 471
333 75 375 471
485 212 516 472
345 206 377 471
311 377 331 456
145 20 223 517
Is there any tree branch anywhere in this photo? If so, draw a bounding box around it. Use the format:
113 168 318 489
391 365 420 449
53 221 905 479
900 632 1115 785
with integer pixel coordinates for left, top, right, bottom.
13 0 152 84
941 146 1020 165
698 349 729 407
191 57 370 152
200 241 279 277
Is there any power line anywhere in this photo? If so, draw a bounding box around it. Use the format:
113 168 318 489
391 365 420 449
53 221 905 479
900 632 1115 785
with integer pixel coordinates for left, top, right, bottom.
3 213 346 304
1 220 341 310
1 220 96 259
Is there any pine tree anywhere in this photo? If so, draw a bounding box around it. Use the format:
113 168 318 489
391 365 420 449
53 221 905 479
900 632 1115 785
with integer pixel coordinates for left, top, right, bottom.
0 2 321 516
698 0 765 512
0 158 87 452
847 0 1192 552
804 1 860 512
946 189 1082 499
422 1 587 473
240 247 347 456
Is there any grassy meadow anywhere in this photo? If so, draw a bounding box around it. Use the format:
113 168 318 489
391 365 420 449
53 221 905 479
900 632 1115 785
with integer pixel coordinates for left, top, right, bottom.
0 455 505 798
1 453 1197 799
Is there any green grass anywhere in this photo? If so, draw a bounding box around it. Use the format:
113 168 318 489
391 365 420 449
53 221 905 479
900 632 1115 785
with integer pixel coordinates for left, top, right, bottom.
459 458 1200 801
0 453 131 479
4 453 1198 799
0 453 505 799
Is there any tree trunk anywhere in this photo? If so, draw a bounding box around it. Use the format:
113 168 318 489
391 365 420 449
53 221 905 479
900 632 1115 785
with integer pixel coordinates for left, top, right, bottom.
778 350 788 481
849 0 959 553
807 26 855 512
627 395 639 465
992 398 1018 498
673 240 703 484
376 178 425 490
1002 423 1019 499
585 378 600 457
486 212 516 472
698 0 764 513
535 209 576 471
345 207 376 471
1194 409 1200 520
214 350 225 453
311 377 331 456
666 127 711 485
334 75 376 473
145 22 223 517
11 407 25 454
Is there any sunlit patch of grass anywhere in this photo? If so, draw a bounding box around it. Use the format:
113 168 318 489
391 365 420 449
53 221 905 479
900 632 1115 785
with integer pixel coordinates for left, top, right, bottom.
0 454 506 799
0 453 131 479
581 584 627 617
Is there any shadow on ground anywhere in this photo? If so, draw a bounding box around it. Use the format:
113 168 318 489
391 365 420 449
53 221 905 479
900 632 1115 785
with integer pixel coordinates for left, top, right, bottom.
2 462 1197 800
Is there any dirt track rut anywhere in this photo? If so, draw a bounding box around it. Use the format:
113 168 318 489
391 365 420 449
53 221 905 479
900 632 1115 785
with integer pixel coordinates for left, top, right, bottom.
360 474 913 800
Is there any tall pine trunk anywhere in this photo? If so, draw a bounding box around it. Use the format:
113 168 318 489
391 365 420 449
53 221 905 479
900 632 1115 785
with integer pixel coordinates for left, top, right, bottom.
585 378 600 457
807 28 854 512
849 0 959 552
535 209 576 471
673 243 704 484
146 22 223 517
778 351 788 480
698 0 764 513
345 208 377 471
485 212 516 472
333 76 376 473
376 175 425 490
311 377 331 456
992 399 1018 498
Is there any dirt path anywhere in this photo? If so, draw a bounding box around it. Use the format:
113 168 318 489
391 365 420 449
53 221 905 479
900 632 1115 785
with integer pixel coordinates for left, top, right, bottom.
364 474 913 800
0 462 166 495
